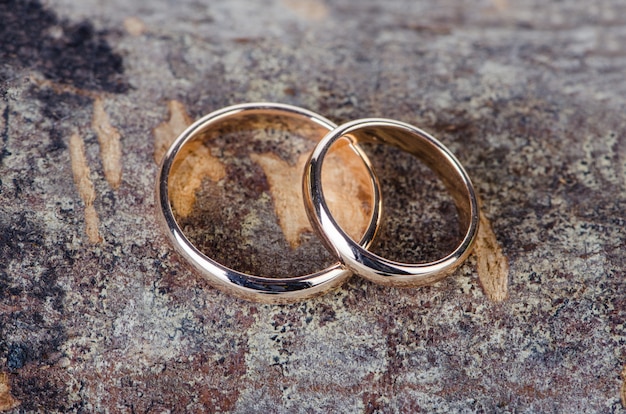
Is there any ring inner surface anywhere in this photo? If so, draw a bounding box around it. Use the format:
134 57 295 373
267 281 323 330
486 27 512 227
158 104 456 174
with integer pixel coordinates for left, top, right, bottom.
169 112 376 278
328 125 468 264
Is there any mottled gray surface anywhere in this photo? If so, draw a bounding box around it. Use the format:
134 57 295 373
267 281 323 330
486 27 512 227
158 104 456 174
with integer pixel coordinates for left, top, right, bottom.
1 0 625 412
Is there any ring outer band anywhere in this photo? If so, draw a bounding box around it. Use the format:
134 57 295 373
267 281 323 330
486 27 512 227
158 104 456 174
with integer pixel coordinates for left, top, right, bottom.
303 118 480 287
155 103 382 303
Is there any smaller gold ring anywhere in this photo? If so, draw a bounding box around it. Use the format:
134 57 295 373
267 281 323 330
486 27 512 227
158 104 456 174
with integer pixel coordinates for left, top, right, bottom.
303 118 479 287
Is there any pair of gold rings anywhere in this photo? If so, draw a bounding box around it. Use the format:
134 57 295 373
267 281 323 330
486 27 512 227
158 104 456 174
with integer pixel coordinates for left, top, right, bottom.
156 103 479 303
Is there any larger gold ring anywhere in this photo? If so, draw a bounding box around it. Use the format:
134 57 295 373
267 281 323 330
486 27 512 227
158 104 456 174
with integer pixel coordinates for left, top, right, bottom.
156 103 381 303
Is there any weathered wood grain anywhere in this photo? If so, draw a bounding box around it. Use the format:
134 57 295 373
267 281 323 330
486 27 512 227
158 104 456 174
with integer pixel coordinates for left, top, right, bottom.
0 0 625 412
0 373 19 412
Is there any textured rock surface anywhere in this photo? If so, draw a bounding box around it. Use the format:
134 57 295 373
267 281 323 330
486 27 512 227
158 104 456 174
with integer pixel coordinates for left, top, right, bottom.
1 0 625 412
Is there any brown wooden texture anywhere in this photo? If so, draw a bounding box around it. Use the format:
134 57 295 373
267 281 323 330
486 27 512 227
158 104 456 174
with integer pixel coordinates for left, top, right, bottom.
0 0 625 412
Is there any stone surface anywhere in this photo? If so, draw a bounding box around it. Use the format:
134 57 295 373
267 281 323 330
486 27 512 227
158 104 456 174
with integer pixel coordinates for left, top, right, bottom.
0 0 625 412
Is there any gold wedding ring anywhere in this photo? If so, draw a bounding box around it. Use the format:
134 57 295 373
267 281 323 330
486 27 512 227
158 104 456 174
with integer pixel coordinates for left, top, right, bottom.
303 118 479 287
156 103 381 303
